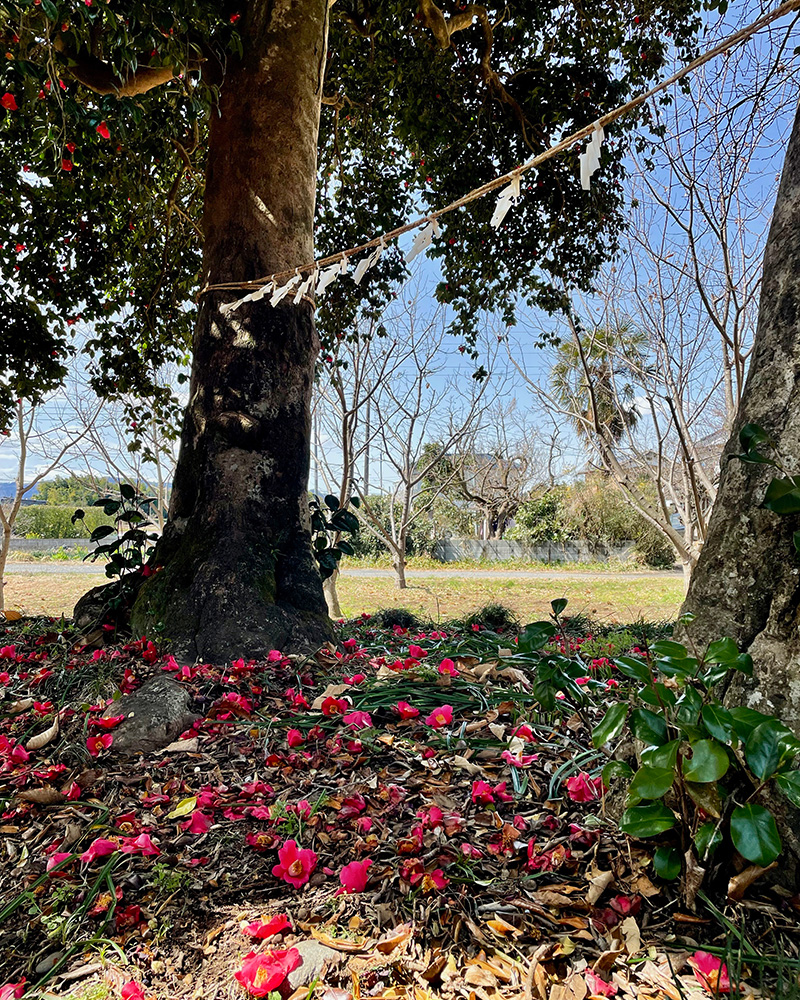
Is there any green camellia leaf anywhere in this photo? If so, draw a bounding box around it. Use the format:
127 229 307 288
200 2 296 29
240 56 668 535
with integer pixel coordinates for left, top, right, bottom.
651 640 688 659
614 656 652 684
775 771 800 808
630 708 668 747
627 765 675 804
730 804 782 866
592 703 628 748
684 780 722 819
619 802 677 838
695 821 723 859
682 740 729 782
602 760 634 784
550 598 568 617
641 740 680 770
676 686 703 726
746 719 792 780
730 707 772 742
701 704 734 743
704 637 739 664
653 846 682 880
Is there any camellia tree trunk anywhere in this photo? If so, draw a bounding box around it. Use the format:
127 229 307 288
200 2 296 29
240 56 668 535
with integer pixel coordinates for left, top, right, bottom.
129 2 332 661
679 102 800 730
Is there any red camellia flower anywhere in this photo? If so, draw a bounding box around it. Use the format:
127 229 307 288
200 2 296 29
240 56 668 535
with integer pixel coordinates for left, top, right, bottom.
61 158 73 171
243 913 291 939
272 839 317 888
565 772 606 802
396 701 419 719
120 982 146 1000
80 837 118 864
584 969 617 997
234 948 302 996
471 779 495 805
88 713 125 730
96 120 110 139
408 644 427 659
86 733 113 756
120 833 160 856
339 858 372 894
181 810 213 835
0 982 26 1000
343 710 372 730
321 696 348 716
438 658 459 677
286 728 304 748
687 952 731 994
424 704 453 728
1 93 18 111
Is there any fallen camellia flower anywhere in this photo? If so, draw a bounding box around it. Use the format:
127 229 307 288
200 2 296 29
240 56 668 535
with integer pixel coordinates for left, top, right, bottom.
234 948 302 996
272 839 318 888
0 980 25 1000
424 705 453 728
565 771 605 802
80 838 118 864
584 969 617 997
339 858 372 894
121 981 146 1000
86 733 113 756
687 951 731 994
120 832 161 856
243 913 292 938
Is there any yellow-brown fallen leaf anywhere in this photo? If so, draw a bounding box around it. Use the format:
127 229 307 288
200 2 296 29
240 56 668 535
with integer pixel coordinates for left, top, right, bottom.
486 915 520 938
586 871 615 906
311 929 371 953
26 715 59 750
464 965 498 988
375 923 413 954
727 862 778 901
17 786 66 805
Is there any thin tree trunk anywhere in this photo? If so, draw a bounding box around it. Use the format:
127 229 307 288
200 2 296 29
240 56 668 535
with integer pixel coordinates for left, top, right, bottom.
323 569 344 619
394 557 408 589
0 523 10 615
126 1 332 661
679 102 800 729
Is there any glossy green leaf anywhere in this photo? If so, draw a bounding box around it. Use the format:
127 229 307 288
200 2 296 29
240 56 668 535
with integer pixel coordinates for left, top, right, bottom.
602 760 634 784
701 704 734 743
704 637 739 664
676 686 702 727
746 720 791 780
628 765 675 804
775 771 800 808
730 804 781 866
641 740 680 770
653 846 681 880
630 708 668 747
614 656 652 684
550 598 568 617
592 703 628 748
695 821 723 859
619 802 677 838
651 640 688 659
682 740 729 783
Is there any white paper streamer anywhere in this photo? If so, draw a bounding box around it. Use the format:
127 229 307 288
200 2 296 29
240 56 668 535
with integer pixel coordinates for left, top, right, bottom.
405 218 441 264
270 272 301 307
580 125 605 191
316 262 341 295
292 270 316 304
353 238 386 285
490 173 522 229
218 281 274 316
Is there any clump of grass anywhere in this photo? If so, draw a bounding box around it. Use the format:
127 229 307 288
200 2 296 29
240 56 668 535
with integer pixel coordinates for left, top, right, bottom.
454 602 520 633
368 608 433 631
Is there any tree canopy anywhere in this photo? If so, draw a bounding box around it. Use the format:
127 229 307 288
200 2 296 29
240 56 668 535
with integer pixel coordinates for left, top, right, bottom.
1 0 705 427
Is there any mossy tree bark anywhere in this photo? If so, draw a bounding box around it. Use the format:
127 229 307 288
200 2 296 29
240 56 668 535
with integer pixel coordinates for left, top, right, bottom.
679 102 800 729
129 1 332 661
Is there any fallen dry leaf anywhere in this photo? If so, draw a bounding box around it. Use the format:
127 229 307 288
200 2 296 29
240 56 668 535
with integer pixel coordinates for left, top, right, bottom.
727 862 778 901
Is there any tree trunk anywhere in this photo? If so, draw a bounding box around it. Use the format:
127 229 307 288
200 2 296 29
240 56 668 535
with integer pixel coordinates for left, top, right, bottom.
394 556 408 589
127 1 332 662
323 569 344 619
678 102 800 729
0 523 10 615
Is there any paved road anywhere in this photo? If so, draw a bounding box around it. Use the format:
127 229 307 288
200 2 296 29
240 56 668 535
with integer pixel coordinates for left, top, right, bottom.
6 562 681 581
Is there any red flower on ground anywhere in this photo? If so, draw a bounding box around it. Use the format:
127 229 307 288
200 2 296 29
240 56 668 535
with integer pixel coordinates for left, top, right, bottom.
120 833 160 856
565 772 605 802
438 658 459 677
424 704 453 728
243 913 292 938
181 810 213 835
120 982 146 1000
234 948 302 996
396 701 419 719
343 710 372 730
339 858 372 894
584 969 617 997
88 714 125 730
408 644 427 659
0 984 25 1000
1 93 18 111
46 852 73 871
687 952 731 994
80 837 117 864
272 839 317 888
321 696 348 716
471 780 495 805
287 728 304 747
86 733 113 756
96 120 110 138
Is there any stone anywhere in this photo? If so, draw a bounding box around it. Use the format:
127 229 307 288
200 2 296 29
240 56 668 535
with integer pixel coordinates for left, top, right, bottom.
285 940 343 990
107 676 200 756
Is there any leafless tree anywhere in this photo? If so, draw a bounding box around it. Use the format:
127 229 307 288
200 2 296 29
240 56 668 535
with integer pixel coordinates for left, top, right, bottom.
512 29 798 582
0 396 102 615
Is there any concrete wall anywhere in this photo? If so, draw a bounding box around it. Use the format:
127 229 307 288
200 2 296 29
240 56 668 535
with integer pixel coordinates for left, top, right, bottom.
431 538 636 563
8 537 95 552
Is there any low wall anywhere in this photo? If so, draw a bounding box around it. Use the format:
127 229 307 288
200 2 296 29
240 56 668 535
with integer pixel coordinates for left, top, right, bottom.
8 537 95 552
431 538 636 563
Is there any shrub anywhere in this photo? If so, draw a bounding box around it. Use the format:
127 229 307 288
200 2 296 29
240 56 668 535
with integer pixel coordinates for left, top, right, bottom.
12 505 114 539
507 488 570 544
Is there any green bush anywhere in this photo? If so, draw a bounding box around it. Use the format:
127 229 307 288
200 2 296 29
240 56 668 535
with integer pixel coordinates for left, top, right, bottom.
13 505 114 539
507 488 570 544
